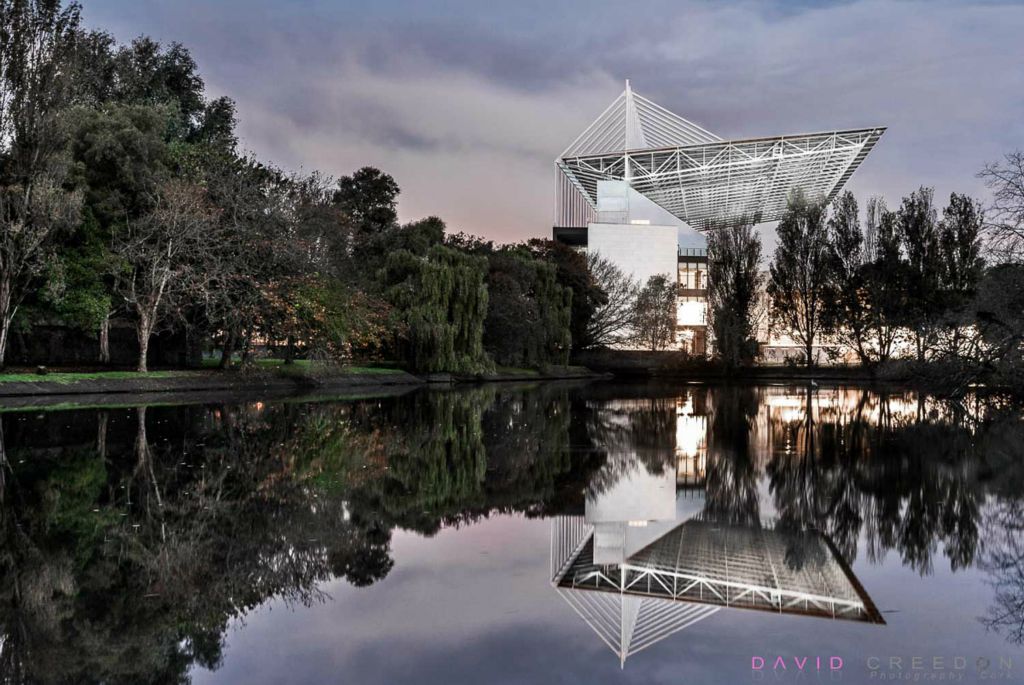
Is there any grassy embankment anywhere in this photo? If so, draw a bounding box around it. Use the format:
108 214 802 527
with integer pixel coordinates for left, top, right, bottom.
0 359 406 384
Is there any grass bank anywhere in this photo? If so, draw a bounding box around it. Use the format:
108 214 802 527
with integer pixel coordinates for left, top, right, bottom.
0 361 603 399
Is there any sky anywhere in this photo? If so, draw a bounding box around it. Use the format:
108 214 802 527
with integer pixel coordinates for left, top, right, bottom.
83 0 1024 244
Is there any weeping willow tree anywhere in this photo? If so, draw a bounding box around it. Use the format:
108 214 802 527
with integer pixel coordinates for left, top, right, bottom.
383 245 491 373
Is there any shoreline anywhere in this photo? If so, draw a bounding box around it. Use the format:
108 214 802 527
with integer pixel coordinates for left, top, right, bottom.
0 365 607 401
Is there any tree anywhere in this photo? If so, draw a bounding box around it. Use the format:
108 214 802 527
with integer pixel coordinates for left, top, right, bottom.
823 191 872 364
972 264 1024 389
631 274 677 351
979 151 1024 263
526 238 604 352
585 251 638 348
382 244 490 373
476 247 571 367
707 221 762 367
0 0 84 366
767 191 834 368
863 195 884 263
858 204 907 364
936 193 985 358
55 103 173 361
939 193 985 301
334 166 399 248
113 181 217 371
897 187 943 362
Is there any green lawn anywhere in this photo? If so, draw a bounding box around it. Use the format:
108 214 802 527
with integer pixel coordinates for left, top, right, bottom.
0 362 407 384
0 370 184 384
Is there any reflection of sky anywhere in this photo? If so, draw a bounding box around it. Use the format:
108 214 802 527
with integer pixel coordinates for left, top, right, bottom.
192 511 1019 684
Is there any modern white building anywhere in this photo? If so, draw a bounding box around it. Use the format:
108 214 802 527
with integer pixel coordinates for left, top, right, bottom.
553 81 885 354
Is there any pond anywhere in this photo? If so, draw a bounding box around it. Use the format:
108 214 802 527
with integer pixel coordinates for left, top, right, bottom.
2 381 1023 684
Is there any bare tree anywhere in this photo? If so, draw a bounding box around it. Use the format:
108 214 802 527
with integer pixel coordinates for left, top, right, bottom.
631 274 677 351
979 151 1024 263
114 181 218 372
585 251 638 348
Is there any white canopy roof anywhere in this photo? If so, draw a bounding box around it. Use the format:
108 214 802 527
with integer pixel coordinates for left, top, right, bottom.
556 83 885 230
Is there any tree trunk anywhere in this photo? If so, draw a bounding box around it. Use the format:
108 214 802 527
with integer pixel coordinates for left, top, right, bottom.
805 339 814 369
219 329 235 369
284 335 295 365
240 331 253 365
136 310 152 373
0 315 10 370
99 313 110 364
0 276 13 369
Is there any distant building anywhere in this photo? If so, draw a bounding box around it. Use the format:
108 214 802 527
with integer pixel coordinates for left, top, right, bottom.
553 81 885 355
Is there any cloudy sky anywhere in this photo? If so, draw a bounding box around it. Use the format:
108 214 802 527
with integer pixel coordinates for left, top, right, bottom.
85 0 1024 243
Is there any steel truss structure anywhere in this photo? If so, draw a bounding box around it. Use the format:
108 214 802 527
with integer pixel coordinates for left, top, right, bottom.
555 82 885 230
550 516 883 665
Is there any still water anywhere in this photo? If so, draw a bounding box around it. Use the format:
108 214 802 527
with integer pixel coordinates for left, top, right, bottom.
3 381 1024 683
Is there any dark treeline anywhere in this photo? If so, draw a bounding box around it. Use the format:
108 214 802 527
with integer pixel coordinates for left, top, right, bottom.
0 1 601 374
709 183 1024 393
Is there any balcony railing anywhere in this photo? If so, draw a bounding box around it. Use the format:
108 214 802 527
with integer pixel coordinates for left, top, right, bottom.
678 287 707 298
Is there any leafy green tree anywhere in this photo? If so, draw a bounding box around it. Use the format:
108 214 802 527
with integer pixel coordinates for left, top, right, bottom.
334 166 399 263
526 238 603 352
0 0 84 366
383 244 491 373
49 104 173 360
767 191 834 367
480 248 571 367
707 221 762 367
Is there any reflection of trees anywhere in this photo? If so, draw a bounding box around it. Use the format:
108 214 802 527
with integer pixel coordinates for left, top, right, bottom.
767 387 986 574
582 397 677 496
703 385 762 526
977 412 1024 644
0 384 595 683
981 500 1024 643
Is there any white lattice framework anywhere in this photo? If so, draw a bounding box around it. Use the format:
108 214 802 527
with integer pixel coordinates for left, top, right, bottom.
550 515 882 665
555 83 885 230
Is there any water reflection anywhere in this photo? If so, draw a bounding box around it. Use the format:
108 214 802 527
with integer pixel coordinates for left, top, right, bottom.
0 382 1020 681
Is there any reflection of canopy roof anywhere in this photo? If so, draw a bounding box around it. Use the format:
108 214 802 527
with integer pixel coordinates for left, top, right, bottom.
555 82 885 230
550 515 883 666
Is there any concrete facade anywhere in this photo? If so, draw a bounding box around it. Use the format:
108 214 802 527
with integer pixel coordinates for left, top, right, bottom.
588 222 678 288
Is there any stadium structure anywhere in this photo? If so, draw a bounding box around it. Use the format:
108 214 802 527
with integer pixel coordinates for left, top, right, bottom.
553 81 885 354
548 455 883 668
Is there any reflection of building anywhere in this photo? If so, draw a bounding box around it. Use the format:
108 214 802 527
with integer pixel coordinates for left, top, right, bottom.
675 395 707 489
553 81 885 354
552 513 883 666
552 413 884 666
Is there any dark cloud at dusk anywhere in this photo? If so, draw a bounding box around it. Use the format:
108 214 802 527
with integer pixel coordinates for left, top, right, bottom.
84 0 1024 242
